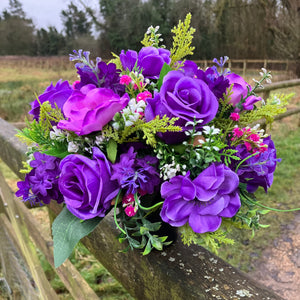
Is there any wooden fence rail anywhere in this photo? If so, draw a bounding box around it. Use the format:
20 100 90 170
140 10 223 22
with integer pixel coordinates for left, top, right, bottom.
0 124 284 298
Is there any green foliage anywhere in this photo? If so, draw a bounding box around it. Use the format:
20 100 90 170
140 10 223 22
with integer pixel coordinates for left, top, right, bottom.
238 93 293 128
170 13 195 66
180 224 234 254
109 52 123 70
16 102 68 157
102 116 181 147
52 206 104 268
117 209 172 255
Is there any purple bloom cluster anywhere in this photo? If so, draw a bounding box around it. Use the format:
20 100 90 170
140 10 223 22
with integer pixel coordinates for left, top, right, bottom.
30 80 73 121
111 147 160 195
160 163 241 233
180 60 230 100
16 152 63 205
234 136 281 193
120 46 171 79
74 61 125 96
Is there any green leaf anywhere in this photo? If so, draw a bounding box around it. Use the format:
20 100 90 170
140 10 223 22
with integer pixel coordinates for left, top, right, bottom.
151 236 163 250
107 138 118 163
157 63 172 89
143 239 152 255
52 207 103 268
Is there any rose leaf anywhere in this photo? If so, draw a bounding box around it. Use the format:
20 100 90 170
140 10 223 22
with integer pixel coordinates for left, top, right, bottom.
52 206 102 268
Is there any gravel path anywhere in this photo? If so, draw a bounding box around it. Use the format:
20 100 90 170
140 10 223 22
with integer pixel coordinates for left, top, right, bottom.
249 212 300 300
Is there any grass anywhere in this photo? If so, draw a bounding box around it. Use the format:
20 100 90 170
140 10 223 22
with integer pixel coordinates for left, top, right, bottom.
0 58 299 296
0 65 77 122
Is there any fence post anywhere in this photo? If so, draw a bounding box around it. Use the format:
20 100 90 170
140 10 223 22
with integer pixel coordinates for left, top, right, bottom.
243 59 247 77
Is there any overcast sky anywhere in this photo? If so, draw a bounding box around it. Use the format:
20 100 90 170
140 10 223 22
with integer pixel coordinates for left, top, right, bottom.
0 0 99 32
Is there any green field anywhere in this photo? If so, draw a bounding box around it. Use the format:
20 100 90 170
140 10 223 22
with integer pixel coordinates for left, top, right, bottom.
0 57 299 298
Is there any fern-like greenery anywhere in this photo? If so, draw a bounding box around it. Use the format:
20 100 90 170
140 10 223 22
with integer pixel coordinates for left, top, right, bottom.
170 13 196 67
102 116 181 147
109 52 123 70
180 224 234 254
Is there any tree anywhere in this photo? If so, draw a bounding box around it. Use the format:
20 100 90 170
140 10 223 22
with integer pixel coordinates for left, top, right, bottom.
36 27 66 56
0 0 35 55
61 1 92 39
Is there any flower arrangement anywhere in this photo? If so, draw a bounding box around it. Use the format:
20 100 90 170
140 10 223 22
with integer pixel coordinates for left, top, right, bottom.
16 14 295 268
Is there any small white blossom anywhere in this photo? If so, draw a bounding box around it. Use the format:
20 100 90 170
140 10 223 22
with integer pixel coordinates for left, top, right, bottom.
68 141 79 153
49 126 65 142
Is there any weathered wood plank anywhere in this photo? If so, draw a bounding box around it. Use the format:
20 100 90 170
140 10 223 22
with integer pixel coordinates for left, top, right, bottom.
13 191 99 299
0 172 59 300
256 78 300 93
1 117 284 300
0 213 40 300
0 118 27 180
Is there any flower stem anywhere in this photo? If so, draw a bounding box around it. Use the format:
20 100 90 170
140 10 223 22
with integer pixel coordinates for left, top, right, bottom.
113 190 127 235
134 193 163 211
235 152 259 172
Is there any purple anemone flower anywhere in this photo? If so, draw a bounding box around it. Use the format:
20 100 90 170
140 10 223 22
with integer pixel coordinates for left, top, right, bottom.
160 163 241 233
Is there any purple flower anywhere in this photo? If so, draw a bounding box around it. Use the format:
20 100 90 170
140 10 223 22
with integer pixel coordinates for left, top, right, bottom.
57 85 129 135
120 49 138 71
235 136 281 193
29 80 73 121
226 73 262 111
180 61 230 100
74 61 125 96
160 163 241 233
16 153 63 205
111 147 160 195
120 47 171 79
58 147 119 220
145 70 219 144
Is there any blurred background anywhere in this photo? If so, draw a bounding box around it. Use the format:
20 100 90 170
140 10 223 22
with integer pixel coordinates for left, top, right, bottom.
0 0 299 65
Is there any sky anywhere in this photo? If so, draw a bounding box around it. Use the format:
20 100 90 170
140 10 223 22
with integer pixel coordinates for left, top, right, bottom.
0 0 99 32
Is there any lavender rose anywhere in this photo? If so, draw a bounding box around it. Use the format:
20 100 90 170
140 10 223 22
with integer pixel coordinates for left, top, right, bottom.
226 73 262 111
120 46 171 79
160 163 241 233
58 84 129 135
29 80 73 121
145 70 219 143
58 147 120 220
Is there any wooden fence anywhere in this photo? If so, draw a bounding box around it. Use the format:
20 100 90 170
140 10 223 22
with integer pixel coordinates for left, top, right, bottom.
1 77 300 299
194 59 299 77
0 55 298 75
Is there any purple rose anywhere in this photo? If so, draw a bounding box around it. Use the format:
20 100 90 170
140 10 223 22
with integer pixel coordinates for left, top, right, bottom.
29 80 73 121
145 70 218 143
160 163 241 233
226 73 262 111
58 85 129 135
58 147 120 220
235 136 281 193
120 47 171 79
